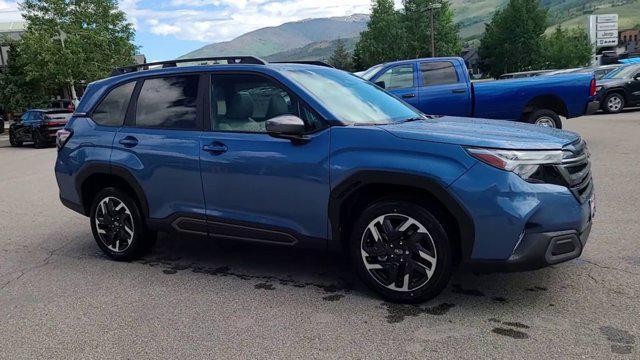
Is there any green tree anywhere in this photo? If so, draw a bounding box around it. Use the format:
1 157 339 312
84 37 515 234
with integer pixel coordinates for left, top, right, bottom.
0 38 49 114
353 0 406 69
479 0 548 78
328 39 353 71
543 25 592 69
402 0 461 58
18 0 136 102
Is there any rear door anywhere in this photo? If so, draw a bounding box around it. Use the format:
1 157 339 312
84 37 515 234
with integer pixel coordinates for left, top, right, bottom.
629 69 640 105
416 60 472 116
111 73 206 222
370 63 420 108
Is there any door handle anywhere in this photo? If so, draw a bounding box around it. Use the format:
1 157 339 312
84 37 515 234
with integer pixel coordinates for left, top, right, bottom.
119 136 138 148
451 89 466 94
203 142 228 154
402 93 416 99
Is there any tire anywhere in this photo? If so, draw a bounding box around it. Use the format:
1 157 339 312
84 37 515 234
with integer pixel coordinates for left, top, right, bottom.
33 131 48 148
349 200 453 303
9 131 23 147
526 109 562 129
602 93 625 114
90 187 156 261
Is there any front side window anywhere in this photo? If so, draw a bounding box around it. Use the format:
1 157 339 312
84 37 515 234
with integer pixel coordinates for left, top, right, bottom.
420 61 459 86
135 75 199 129
285 68 422 125
92 82 135 126
210 73 299 133
375 65 414 90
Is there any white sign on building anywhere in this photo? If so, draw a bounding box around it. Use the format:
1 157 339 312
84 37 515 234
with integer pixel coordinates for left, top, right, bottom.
589 14 619 48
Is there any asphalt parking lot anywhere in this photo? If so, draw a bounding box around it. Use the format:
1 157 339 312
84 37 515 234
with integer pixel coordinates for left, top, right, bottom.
1 111 639 359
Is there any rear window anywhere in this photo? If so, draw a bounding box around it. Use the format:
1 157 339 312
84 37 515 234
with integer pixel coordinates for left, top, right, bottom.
420 62 459 86
134 75 199 129
92 82 135 126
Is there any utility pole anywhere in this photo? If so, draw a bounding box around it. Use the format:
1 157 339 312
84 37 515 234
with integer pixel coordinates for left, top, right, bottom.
427 3 442 57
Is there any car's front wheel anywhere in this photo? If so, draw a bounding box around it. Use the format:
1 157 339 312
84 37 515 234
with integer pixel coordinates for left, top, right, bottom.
90 187 156 261
9 130 22 147
350 200 453 303
603 93 625 114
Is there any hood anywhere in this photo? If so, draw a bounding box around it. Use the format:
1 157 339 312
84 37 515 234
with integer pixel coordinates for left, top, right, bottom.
378 116 580 150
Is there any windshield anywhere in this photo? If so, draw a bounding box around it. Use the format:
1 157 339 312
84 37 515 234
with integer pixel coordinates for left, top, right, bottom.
285 68 422 125
603 65 640 79
358 64 385 81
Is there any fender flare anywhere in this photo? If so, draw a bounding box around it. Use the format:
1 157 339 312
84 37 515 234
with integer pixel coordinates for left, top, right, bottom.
328 170 475 262
75 162 149 218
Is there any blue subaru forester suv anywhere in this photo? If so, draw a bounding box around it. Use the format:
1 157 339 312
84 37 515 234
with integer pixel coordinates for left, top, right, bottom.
55 57 594 302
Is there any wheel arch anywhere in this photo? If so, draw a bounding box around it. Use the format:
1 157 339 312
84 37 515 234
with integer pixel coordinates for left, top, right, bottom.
75 163 149 219
604 88 628 101
522 94 568 118
328 171 475 263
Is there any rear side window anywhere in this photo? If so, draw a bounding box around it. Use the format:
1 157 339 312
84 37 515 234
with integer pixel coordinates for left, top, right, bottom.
134 75 199 129
93 82 135 126
420 62 459 86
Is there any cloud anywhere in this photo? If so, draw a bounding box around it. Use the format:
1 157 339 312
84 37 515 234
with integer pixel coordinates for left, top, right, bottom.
121 0 404 43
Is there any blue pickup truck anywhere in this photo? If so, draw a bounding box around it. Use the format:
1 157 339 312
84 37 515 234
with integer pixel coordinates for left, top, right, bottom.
358 57 599 128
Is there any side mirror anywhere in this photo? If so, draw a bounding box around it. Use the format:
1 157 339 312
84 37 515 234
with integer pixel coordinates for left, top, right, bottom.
266 115 309 144
374 80 386 89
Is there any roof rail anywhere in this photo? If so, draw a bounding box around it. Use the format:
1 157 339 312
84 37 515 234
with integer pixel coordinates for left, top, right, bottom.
271 61 334 68
110 56 267 77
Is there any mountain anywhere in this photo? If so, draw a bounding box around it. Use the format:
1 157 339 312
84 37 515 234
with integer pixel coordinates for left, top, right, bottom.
265 38 358 62
180 0 640 62
180 14 368 59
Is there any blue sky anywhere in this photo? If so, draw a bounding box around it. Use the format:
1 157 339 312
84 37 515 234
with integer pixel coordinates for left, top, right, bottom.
0 0 402 61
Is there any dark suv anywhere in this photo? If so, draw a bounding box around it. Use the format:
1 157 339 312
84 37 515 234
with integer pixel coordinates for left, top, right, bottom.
10 109 72 148
55 57 594 302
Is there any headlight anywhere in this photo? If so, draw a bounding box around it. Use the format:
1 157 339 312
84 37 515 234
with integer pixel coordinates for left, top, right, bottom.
465 147 562 180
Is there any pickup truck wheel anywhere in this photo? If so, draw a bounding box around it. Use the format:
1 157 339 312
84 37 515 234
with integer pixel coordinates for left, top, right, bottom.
526 109 562 129
602 93 625 114
350 200 452 303
90 187 156 261
9 131 23 147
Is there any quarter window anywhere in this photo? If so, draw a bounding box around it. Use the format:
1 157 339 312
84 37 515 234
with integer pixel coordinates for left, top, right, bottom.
420 62 459 86
135 75 199 129
92 82 135 126
210 73 299 133
376 65 414 90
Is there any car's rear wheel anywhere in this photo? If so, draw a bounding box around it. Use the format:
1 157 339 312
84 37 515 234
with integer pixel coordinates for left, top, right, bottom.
33 131 48 148
90 187 156 261
350 200 452 303
603 93 625 114
526 109 562 129
9 131 22 147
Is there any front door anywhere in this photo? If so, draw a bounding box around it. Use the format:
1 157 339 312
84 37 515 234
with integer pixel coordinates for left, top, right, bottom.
199 72 330 248
371 64 421 109
111 74 206 222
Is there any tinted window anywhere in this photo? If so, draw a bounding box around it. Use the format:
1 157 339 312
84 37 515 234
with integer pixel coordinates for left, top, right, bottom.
211 73 299 133
376 65 414 90
420 62 459 86
93 82 135 126
135 75 199 129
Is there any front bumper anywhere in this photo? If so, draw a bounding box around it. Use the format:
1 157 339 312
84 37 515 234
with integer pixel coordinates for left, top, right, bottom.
585 100 600 115
464 221 591 272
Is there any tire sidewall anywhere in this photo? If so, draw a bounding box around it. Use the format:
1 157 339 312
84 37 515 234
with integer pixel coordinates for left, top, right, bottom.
527 109 562 129
604 93 624 114
349 200 453 303
90 187 151 261
9 130 21 147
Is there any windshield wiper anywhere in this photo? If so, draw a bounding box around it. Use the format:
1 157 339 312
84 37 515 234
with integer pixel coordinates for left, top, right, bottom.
401 116 427 123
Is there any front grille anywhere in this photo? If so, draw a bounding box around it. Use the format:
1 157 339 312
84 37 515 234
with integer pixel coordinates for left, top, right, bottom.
555 139 593 203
